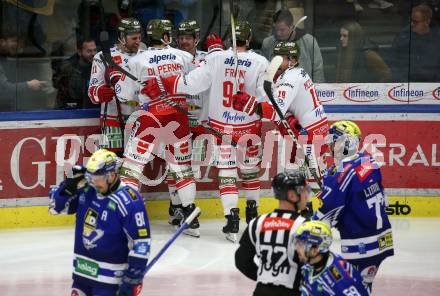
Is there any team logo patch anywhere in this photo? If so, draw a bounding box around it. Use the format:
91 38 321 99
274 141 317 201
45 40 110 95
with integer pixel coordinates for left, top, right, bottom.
127 188 138 201
378 232 393 250
361 265 378 283
83 208 98 236
138 228 148 237
134 241 149 256
136 140 149 154
329 265 342 281
180 142 189 154
261 217 293 232
107 200 116 211
113 55 122 64
75 257 99 278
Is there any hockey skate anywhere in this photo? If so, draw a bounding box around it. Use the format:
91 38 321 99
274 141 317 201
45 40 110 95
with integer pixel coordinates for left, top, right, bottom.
223 208 240 243
181 203 201 238
245 200 258 224
168 202 184 227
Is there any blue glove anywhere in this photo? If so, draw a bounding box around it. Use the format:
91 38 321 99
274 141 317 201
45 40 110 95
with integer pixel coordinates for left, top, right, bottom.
117 267 145 296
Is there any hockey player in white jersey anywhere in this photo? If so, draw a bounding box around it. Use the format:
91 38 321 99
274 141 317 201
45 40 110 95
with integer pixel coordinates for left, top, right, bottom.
88 18 143 156
116 19 201 237
142 21 269 242
165 20 209 227
231 41 329 192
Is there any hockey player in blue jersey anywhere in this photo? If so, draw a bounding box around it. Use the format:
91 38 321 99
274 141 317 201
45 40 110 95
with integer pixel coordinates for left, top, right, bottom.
49 149 151 296
294 220 369 296
312 120 394 293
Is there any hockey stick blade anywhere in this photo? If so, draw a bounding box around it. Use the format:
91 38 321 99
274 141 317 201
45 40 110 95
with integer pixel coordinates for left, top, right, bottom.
293 15 307 31
264 55 283 82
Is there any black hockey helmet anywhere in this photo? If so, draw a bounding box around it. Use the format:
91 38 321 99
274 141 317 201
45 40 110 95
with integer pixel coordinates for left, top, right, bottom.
272 171 306 200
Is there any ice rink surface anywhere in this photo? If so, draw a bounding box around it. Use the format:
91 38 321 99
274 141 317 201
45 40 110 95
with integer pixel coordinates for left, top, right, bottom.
1 218 439 296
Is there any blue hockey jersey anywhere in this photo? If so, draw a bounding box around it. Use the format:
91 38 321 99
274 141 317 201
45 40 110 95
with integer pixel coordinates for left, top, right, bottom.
300 252 369 296
49 180 151 288
313 153 394 261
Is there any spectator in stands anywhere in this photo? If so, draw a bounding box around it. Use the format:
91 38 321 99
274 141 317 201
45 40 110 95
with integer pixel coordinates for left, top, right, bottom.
350 0 393 11
261 9 325 82
53 37 97 109
390 4 440 82
336 21 391 82
0 33 47 112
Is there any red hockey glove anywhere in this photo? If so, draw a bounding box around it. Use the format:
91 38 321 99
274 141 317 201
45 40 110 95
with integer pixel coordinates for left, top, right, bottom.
97 85 115 103
275 113 301 137
205 33 225 53
140 79 161 100
140 76 179 99
232 91 258 116
105 66 122 86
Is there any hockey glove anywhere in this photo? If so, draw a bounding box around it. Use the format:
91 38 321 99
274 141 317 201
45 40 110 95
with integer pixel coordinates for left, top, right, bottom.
205 33 225 53
275 113 301 137
232 92 258 116
97 85 116 103
118 283 142 296
118 267 145 296
105 66 122 86
140 76 179 99
140 79 161 100
63 165 86 196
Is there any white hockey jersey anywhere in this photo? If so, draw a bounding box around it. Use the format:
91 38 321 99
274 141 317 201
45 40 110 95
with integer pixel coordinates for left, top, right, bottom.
88 46 141 126
116 46 194 115
272 67 327 132
186 50 208 123
175 48 269 138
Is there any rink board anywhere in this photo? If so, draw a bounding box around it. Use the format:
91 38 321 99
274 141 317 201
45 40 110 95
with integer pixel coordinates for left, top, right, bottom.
1 195 439 229
0 82 440 228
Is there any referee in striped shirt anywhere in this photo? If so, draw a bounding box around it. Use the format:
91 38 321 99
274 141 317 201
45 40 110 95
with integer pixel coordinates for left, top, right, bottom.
235 171 311 296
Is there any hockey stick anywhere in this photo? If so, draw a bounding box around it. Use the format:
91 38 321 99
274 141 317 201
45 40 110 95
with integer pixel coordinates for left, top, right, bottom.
229 0 239 91
200 3 220 49
279 15 308 53
294 15 308 31
99 51 110 148
102 56 238 147
144 206 201 275
263 56 322 189
100 53 126 150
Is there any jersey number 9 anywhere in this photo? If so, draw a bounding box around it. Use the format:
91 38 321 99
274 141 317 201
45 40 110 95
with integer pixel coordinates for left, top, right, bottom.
223 81 244 107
